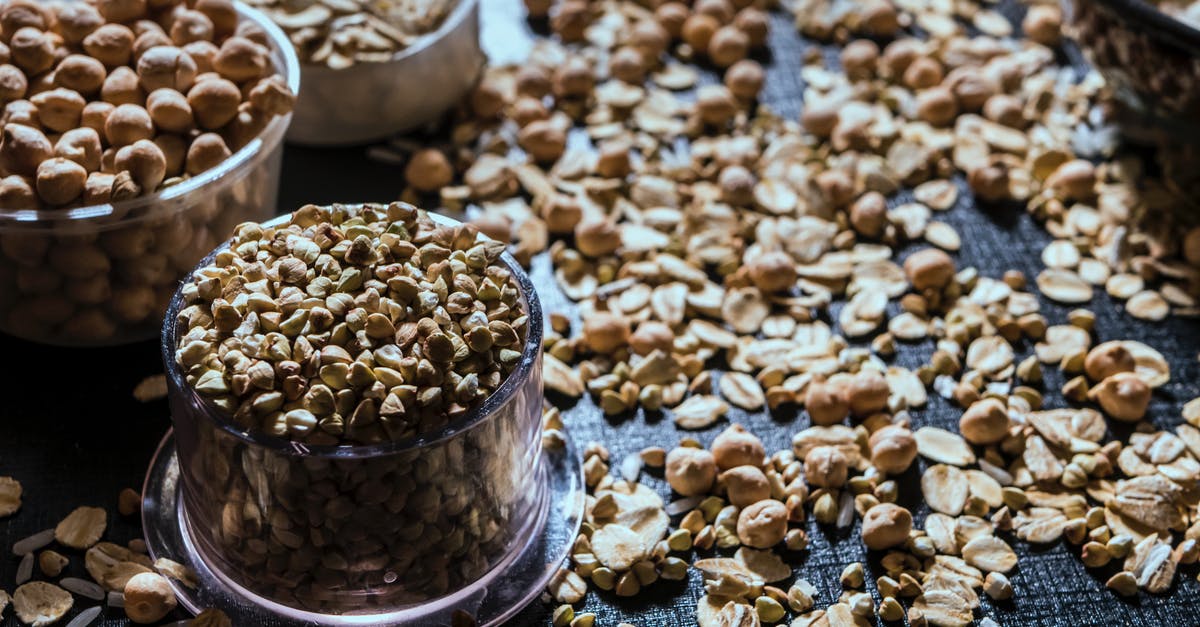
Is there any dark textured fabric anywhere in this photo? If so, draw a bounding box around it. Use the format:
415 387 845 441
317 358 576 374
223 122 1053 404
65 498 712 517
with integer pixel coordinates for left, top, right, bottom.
2 2 1198 626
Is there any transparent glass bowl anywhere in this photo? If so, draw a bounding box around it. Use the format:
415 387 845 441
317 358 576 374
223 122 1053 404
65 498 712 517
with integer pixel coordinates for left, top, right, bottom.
160 211 552 618
285 0 485 146
0 4 300 347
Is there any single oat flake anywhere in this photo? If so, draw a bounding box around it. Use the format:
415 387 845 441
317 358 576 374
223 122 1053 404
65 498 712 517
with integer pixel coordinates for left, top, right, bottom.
12 582 73 627
54 507 107 550
0 477 22 517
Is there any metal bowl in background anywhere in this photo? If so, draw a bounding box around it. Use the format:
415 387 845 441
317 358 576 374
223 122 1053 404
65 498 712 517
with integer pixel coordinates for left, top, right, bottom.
1070 0 1200 137
286 0 485 146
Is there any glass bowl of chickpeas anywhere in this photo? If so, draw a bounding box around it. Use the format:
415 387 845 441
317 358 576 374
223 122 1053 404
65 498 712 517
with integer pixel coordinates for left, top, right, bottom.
0 0 300 346
276 0 485 146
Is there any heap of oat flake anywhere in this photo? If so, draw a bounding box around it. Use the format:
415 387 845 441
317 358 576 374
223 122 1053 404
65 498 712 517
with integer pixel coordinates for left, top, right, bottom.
362 0 1200 625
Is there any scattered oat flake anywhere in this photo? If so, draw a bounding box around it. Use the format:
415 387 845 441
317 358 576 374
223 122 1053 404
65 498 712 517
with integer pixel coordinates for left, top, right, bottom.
913 590 973 627
1037 268 1094 303
12 582 73 627
915 427 976 466
54 507 107 550
924 221 961 251
922 464 969 516
1126 290 1169 321
718 373 765 410
132 374 168 402
154 558 199 589
590 524 648 572
961 536 1017 573
672 395 728 430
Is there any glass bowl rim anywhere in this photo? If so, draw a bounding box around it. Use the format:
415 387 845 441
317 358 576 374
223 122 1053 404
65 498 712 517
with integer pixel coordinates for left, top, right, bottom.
160 206 545 460
0 2 302 226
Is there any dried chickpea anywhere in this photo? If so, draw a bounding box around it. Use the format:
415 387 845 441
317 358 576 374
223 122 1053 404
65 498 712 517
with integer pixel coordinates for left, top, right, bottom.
187 77 239 129
184 131 229 175
247 75 293 115
35 157 87 205
0 122 52 176
524 0 552 18
83 23 136 67
114 138 166 190
868 425 917 474
724 59 764 101
54 54 106 96
551 0 590 43
514 66 551 99
553 56 593 99
748 251 797 293
861 0 899 36
723 465 770 507
983 94 1024 128
708 25 748 68
1046 159 1096 200
840 40 878 80
718 164 755 205
681 13 720 53
737 499 788 548
403 148 453 193
903 57 943 90
1023 5 1062 46
124 572 177 624
3 99 39 126
696 0 734 21
510 96 548 126
880 38 920 79
575 218 621 258
82 171 114 203
81 101 114 132
629 320 674 356
629 20 669 62
733 8 769 49
0 63 27 101
182 40 218 74
948 70 997 112
540 193 582 234
968 162 1009 201
904 248 955 291
1090 373 1150 423
916 86 958 127
805 379 849 425
582 311 630 354
105 103 153 146
55 3 103 45
595 140 631 179
518 119 566 164
0 174 37 208
137 46 197 92
861 503 912 550
213 36 267 82
195 0 238 38
101 66 144 106
655 2 689 39
959 398 1009 445
805 446 848 488
9 27 54 75
1183 227 1200 266
1 0 51 35
711 424 766 470
146 88 192 133
665 447 717 496
154 133 185 177
696 84 737 127
30 88 86 133
55 127 102 171
96 0 148 24
849 191 887 238
170 9 214 45
845 369 889 417
1084 343 1136 382
608 46 646 84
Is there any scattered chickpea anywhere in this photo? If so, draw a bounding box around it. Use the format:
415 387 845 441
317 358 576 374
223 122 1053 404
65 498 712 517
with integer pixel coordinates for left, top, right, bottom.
404 148 453 193
845 369 889 417
711 424 765 470
1023 5 1063 46
628 320 674 356
868 425 918 474
124 572 177 624
733 8 769 49
840 40 879 80
968 162 1009 201
904 248 956 291
724 59 764 101
1084 343 1137 382
582 311 631 354
736 499 788 548
849 191 887 238
1089 372 1150 422
469 78 505 118
805 379 849 426
916 86 958 127
681 13 720 53
696 84 738 127
748 251 797 293
723 465 770 507
655 2 690 39
804 446 848 488
708 26 749 68
665 446 717 496
860 503 912 550
574 218 621 258
1046 159 1096 200
959 398 1010 445
540 193 582 234
553 57 593 99
595 140 632 179
609 46 646 84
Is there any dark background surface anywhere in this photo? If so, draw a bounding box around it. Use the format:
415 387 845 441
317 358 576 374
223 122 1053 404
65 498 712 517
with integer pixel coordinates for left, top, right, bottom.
1 1 1199 626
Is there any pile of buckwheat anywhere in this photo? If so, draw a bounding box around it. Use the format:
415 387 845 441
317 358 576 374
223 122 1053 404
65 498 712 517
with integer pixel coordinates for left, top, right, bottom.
366 0 1200 626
